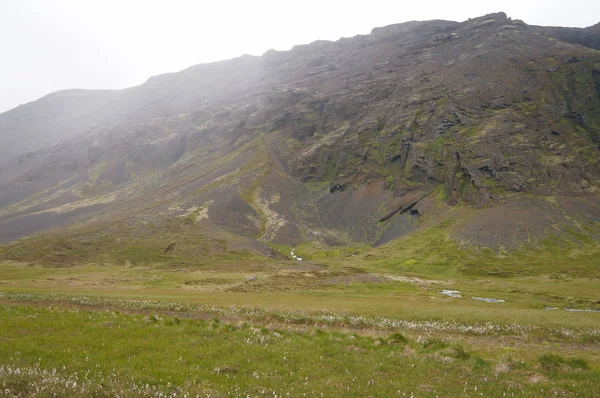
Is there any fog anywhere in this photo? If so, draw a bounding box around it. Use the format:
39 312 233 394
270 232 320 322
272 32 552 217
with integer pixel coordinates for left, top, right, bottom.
1 0 599 113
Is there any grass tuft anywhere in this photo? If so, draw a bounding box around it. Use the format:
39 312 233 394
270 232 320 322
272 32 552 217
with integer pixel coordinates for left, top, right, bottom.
387 332 408 344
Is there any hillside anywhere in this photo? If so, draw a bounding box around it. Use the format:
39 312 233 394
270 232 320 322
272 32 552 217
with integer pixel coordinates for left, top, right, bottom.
0 12 599 265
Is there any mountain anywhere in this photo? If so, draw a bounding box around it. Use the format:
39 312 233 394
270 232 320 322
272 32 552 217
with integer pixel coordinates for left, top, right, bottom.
1 12 599 266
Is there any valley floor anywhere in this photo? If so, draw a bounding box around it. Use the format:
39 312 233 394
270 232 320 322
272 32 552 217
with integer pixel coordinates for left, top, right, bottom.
0 259 599 397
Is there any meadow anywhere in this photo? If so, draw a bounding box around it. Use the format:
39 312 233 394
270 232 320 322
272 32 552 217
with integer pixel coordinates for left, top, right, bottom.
0 226 599 397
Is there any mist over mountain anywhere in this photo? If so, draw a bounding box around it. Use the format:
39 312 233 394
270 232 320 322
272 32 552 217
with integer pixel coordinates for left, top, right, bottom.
1 12 599 263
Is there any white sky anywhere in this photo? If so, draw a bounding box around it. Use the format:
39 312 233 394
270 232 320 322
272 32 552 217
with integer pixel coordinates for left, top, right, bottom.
1 0 599 113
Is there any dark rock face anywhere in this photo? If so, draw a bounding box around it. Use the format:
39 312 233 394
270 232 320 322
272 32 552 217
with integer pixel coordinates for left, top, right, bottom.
0 12 599 251
537 22 600 51
276 13 600 211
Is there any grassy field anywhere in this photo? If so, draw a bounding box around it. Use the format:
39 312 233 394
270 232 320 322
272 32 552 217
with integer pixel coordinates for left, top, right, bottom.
1 226 599 396
1 301 599 397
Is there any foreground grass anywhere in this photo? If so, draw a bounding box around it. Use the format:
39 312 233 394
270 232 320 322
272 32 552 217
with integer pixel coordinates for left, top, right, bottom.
1 221 599 396
1 291 599 341
1 302 599 397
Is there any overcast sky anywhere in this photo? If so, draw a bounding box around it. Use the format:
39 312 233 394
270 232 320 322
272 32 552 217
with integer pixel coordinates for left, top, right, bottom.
1 0 599 113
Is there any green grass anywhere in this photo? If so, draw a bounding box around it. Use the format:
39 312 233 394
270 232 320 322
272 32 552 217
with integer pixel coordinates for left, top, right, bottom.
0 218 271 268
539 354 590 371
1 302 599 397
292 241 370 260
1 211 599 395
317 220 600 279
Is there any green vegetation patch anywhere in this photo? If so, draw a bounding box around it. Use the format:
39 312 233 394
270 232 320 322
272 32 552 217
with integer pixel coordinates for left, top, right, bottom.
1 303 599 397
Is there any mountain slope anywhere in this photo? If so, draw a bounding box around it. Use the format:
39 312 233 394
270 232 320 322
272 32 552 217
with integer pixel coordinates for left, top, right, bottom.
0 12 599 265
538 21 600 51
